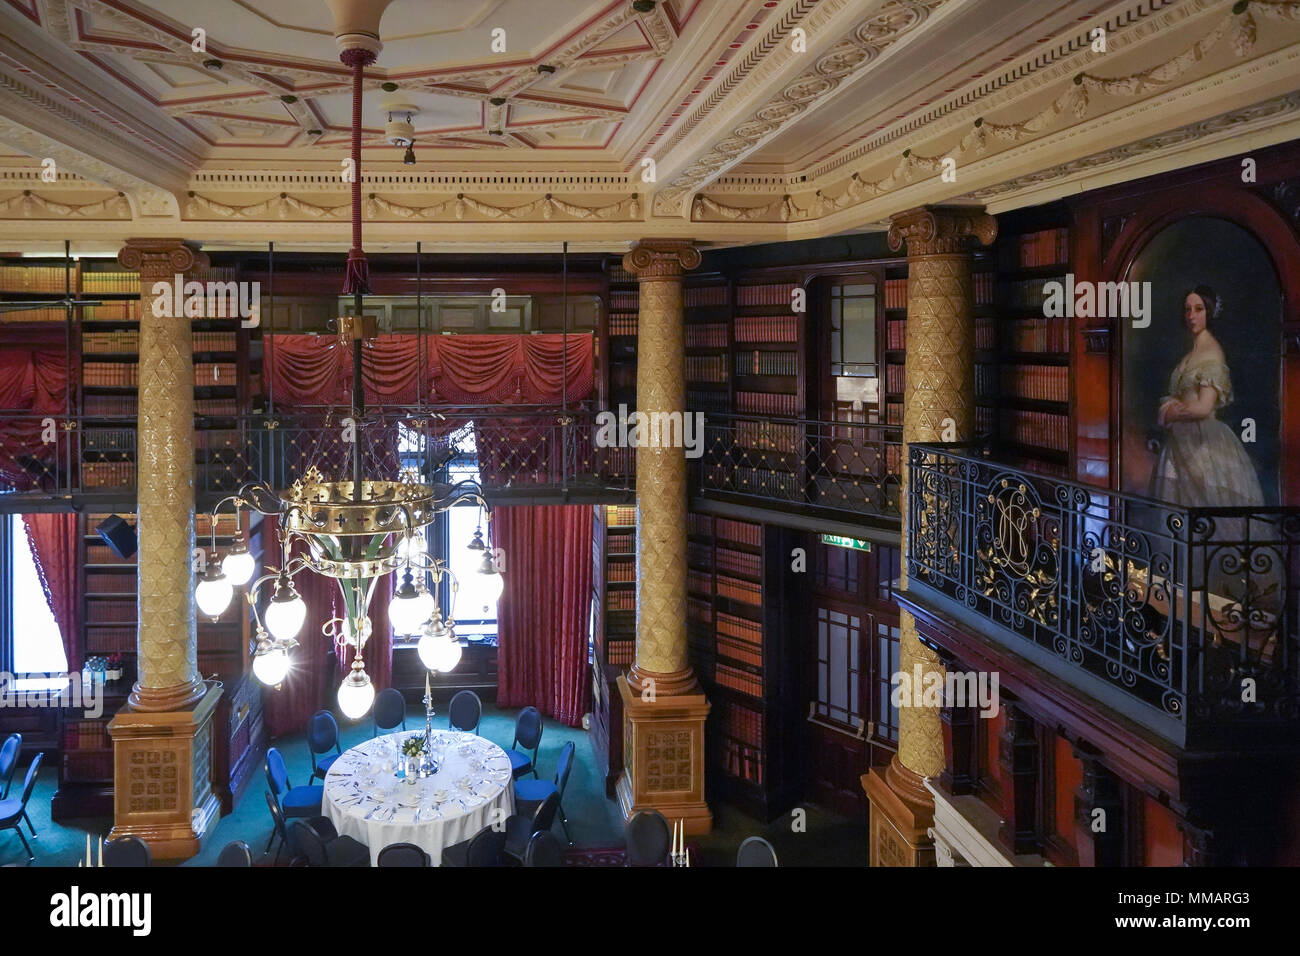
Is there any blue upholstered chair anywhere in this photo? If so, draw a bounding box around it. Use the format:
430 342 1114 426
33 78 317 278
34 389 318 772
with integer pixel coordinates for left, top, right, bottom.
625 809 670 867
103 835 151 867
502 790 561 864
448 690 482 735
736 836 779 867
285 818 369 867
265 746 324 819
372 688 407 737
523 830 565 867
440 824 507 868
0 734 21 799
307 710 342 782
0 752 42 863
217 840 253 867
514 740 575 841
506 706 542 780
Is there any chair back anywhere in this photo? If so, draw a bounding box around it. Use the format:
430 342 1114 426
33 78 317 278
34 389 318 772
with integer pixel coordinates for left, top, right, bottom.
736 836 779 867
448 691 482 735
523 830 565 867
531 790 561 834
307 710 340 756
16 752 43 809
217 841 253 867
554 740 576 794
103 835 151 868
466 826 507 866
264 747 290 796
512 706 542 751
377 842 429 867
372 688 407 735
0 733 20 792
625 809 671 867
286 820 328 866
263 789 287 841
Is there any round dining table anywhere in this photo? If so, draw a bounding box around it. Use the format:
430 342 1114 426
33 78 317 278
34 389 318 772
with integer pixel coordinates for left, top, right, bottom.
323 729 515 866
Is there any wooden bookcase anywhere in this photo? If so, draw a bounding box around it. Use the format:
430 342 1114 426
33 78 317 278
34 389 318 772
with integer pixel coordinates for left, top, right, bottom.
588 502 635 796
992 215 1073 475
685 511 802 819
882 264 909 429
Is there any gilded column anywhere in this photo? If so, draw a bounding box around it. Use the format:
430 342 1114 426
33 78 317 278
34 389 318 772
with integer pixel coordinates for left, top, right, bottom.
615 239 712 834
108 238 222 860
119 238 207 711
863 205 996 866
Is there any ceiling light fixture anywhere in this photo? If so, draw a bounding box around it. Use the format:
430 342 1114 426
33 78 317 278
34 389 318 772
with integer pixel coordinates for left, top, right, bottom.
403 141 416 165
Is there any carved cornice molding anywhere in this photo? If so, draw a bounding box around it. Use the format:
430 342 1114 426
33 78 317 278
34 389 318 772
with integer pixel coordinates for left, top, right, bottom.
182 189 642 222
623 239 701 280
0 189 130 219
189 169 639 195
886 204 996 257
652 0 950 218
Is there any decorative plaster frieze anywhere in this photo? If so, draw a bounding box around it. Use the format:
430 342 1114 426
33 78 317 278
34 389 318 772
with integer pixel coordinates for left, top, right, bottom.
182 189 641 222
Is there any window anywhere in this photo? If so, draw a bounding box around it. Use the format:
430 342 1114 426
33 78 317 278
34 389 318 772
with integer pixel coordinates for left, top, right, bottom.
829 282 878 379
875 620 901 744
2 515 68 676
815 606 862 730
395 422 498 638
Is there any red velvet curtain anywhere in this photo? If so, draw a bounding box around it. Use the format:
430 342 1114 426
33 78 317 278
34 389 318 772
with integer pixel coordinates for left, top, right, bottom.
0 338 69 490
494 505 593 727
22 513 81 672
260 522 395 737
264 333 594 405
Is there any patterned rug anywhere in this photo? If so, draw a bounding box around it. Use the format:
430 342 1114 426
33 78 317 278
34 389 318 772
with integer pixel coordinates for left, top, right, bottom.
563 844 628 866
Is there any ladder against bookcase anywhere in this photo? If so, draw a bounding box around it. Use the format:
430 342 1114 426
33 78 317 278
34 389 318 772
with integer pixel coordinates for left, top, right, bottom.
589 502 636 797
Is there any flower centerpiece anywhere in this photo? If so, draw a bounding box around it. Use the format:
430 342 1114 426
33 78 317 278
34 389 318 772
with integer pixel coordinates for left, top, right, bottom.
400 736 425 783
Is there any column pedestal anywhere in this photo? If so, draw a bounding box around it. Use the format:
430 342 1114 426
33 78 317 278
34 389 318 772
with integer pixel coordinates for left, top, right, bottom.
108 683 222 859
615 676 712 834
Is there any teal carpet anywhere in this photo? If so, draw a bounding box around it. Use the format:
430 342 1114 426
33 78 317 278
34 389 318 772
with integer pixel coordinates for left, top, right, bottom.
1 702 867 867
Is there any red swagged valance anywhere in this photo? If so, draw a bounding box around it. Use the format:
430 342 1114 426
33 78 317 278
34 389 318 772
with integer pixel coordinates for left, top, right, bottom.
264 334 594 406
0 332 70 488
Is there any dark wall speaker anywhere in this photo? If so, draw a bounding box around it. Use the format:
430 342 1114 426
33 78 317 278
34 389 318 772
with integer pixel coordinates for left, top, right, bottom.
96 515 137 559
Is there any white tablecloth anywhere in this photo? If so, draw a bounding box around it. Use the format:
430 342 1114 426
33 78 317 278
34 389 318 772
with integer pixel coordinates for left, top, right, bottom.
323 729 515 866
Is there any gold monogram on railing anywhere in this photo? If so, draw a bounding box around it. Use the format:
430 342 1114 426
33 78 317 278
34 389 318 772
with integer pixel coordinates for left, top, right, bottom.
988 480 1038 577
975 478 1058 628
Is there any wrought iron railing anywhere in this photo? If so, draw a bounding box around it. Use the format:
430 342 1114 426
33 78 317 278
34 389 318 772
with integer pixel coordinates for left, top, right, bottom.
906 442 1300 746
695 413 903 521
0 405 636 502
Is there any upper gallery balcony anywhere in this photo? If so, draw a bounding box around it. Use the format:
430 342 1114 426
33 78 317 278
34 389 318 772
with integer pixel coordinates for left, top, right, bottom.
904 442 1299 750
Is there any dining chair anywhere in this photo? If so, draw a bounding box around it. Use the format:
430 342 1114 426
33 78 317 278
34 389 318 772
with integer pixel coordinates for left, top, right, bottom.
447 690 482 735
440 824 507 867
502 790 561 864
285 819 369 867
736 836 779 867
625 809 671 867
372 688 407 736
217 840 253 867
307 710 342 782
377 842 429 867
523 830 565 867
103 835 151 867
265 746 324 819
0 733 21 799
0 752 42 863
507 706 542 779
514 740 575 842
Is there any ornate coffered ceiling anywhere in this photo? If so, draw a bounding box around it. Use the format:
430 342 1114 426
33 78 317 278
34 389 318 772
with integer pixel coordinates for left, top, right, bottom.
0 0 1297 252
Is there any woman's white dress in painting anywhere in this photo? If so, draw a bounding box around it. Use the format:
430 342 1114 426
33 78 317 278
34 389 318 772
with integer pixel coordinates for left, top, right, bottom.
1149 351 1264 508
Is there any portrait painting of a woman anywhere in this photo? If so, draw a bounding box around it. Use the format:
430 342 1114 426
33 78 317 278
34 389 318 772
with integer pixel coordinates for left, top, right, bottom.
1148 285 1264 509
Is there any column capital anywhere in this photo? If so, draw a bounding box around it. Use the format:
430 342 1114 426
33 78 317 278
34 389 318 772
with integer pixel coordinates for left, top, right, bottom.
887 205 997 257
622 239 701 280
118 239 208 279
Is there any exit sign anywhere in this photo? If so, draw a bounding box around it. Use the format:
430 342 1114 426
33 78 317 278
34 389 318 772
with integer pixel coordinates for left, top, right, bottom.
821 534 871 552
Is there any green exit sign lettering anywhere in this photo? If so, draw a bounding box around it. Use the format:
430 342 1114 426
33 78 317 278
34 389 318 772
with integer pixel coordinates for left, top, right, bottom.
820 534 871 552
